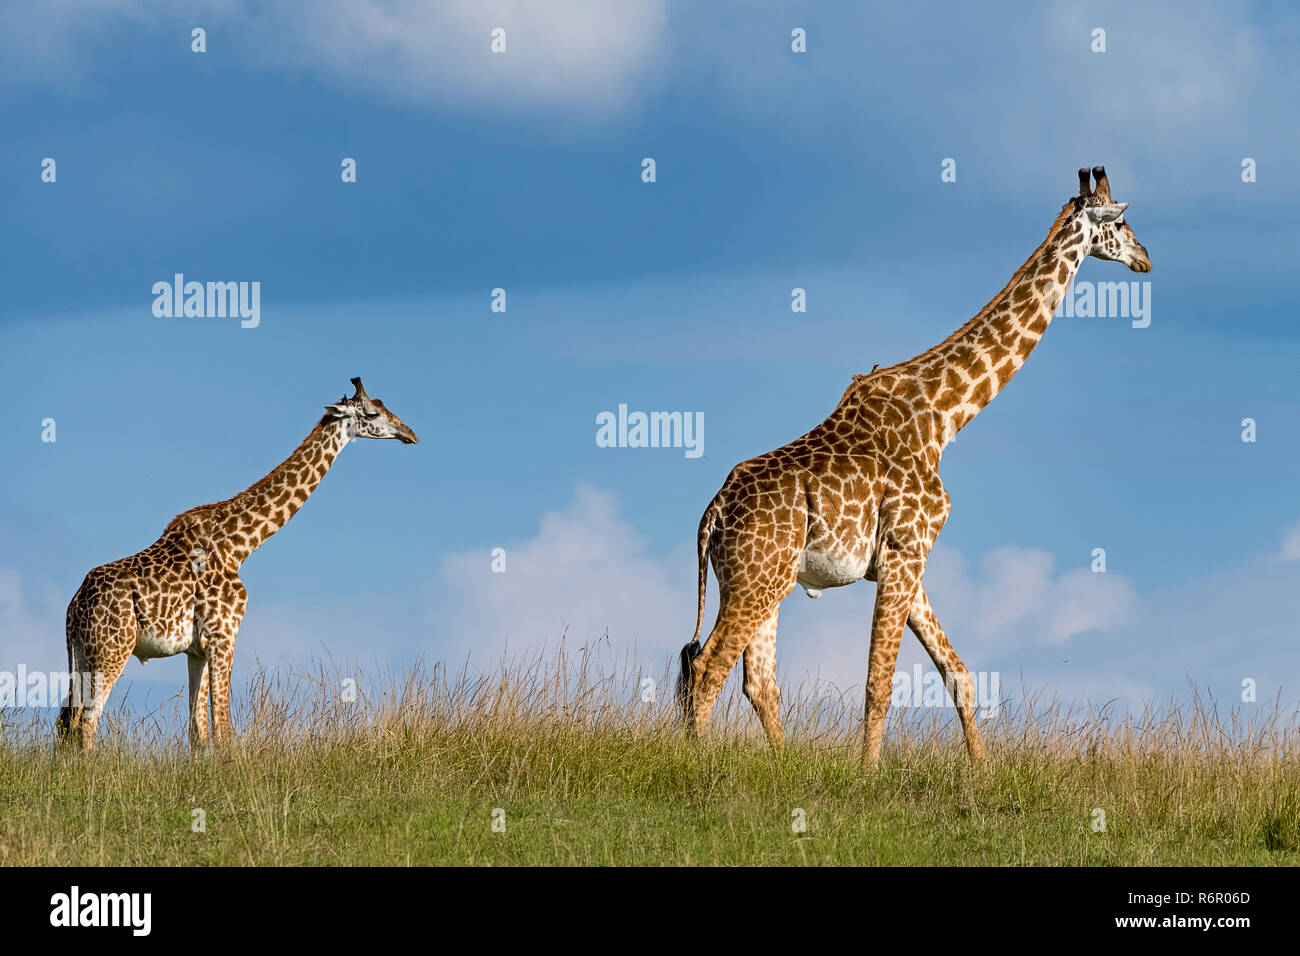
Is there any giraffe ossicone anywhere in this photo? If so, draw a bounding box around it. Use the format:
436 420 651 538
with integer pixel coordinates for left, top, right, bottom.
57 377 418 752
678 166 1151 768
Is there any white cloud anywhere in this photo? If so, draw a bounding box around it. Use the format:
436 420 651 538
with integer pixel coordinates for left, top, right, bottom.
778 542 1136 694
266 0 668 111
926 545 1136 648
0 569 69 676
424 484 1139 698
428 482 690 667
0 0 669 111
0 0 165 81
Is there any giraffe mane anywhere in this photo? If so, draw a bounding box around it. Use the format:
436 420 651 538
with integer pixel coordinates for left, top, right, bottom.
162 421 333 533
837 198 1081 407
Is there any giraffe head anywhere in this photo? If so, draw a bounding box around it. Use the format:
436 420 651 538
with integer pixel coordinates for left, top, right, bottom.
323 377 419 444
1075 166 1151 273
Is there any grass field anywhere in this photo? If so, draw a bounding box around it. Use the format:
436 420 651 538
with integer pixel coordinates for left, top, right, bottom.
2 648 1298 866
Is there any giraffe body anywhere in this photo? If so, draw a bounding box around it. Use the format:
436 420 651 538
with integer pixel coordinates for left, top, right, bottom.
57 378 417 751
678 168 1151 768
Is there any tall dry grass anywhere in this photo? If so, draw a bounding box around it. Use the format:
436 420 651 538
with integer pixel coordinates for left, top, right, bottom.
1 643 1297 864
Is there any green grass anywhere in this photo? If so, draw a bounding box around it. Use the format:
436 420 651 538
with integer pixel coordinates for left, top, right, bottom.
2 649 1297 865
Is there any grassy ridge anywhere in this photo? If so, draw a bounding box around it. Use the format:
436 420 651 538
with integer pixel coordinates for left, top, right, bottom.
1 651 1297 866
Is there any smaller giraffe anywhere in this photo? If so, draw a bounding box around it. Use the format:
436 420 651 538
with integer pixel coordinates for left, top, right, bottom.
56 378 418 752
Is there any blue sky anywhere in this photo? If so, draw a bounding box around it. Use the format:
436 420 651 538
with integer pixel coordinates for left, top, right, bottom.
2 1 1299 726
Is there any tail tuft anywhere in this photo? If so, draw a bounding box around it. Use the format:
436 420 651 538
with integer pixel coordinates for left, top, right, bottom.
676 639 702 716
55 706 76 741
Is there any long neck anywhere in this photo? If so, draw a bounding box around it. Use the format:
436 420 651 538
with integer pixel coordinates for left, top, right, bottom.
888 203 1090 449
218 417 351 565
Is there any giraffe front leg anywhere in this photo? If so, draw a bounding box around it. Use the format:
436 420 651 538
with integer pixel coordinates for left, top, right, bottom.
201 577 246 746
908 585 986 764
187 651 210 752
207 636 235 745
742 609 784 750
862 541 926 771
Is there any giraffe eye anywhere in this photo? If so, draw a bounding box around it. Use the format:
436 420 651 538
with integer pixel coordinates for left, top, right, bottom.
364 410 381 420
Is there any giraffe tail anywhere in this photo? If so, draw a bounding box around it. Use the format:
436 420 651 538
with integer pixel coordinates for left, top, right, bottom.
55 583 82 742
677 498 719 711
689 497 721 646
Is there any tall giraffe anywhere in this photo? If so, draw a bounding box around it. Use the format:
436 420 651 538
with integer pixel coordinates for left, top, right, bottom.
678 167 1150 768
57 378 418 751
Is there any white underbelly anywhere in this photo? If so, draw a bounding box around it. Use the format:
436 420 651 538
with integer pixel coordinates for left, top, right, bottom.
134 622 197 660
797 548 872 596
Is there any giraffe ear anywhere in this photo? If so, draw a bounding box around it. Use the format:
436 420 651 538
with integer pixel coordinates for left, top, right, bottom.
1086 201 1129 223
324 403 353 418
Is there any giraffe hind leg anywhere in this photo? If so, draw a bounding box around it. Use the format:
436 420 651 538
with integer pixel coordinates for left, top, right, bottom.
73 587 137 752
689 599 783 739
683 486 803 745
688 611 749 737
